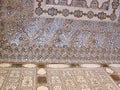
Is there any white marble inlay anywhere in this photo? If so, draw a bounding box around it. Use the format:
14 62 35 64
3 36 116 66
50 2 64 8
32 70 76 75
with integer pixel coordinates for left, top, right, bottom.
37 68 46 75
54 0 59 4
46 64 70 68
105 67 114 74
80 64 101 68
67 0 72 5
37 86 48 90
109 64 120 68
23 64 36 68
118 83 120 88
0 63 12 68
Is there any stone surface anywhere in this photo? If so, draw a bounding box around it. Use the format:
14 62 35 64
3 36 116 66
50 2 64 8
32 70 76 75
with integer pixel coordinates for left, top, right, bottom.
80 64 101 68
0 67 36 90
0 63 12 68
0 63 120 90
37 68 46 75
37 86 48 90
109 64 120 68
0 0 120 63
47 68 120 90
35 0 120 22
23 64 37 68
106 67 114 74
46 64 70 68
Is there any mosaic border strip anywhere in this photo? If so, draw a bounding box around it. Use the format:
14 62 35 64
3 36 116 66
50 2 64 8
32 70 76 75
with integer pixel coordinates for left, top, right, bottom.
34 0 120 22
45 0 110 11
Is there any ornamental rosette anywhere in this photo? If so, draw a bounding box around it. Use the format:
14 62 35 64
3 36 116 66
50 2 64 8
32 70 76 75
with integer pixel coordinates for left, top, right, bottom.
35 7 43 16
98 12 106 20
62 9 69 17
48 8 58 16
74 10 83 18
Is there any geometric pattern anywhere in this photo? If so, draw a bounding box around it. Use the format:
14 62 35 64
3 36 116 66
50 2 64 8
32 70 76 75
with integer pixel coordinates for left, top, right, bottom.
1 17 120 63
46 0 110 10
0 0 120 63
0 64 120 90
0 68 36 90
47 68 120 90
34 0 120 22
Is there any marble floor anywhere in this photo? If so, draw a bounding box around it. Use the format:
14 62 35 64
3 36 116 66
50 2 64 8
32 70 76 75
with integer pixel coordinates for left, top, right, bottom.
0 63 120 90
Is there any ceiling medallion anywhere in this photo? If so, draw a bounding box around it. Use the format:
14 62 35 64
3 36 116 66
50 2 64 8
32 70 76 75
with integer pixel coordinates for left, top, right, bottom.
34 0 120 22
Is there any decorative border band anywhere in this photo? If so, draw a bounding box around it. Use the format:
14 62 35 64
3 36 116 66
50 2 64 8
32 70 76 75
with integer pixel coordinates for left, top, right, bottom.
34 0 120 22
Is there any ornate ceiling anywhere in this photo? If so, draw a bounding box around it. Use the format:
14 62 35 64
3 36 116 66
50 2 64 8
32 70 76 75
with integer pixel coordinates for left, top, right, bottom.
0 0 120 63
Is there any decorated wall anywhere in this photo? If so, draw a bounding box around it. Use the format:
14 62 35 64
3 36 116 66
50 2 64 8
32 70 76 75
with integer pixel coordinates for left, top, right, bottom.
35 0 120 22
0 0 120 63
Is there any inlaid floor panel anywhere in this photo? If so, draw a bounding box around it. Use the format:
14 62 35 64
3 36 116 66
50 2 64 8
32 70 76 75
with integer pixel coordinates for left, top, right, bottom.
0 68 37 90
47 68 120 90
0 63 120 90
